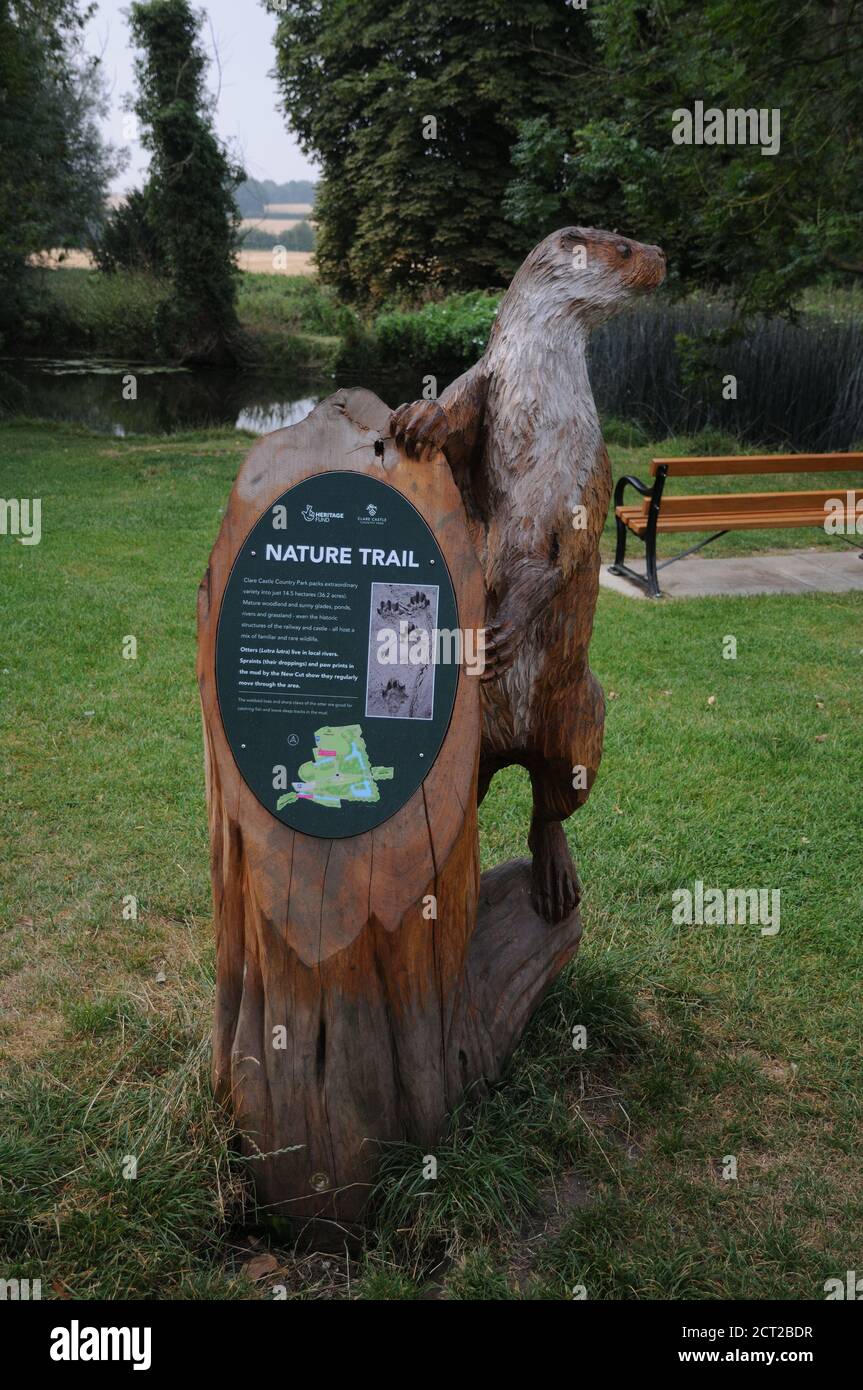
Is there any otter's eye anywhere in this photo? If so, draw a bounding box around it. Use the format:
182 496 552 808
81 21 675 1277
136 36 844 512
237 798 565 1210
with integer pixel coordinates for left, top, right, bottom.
617 243 632 259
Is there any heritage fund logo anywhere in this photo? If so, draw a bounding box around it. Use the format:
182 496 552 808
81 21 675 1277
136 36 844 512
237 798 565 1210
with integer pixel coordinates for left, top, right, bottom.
671 101 781 156
49 1320 152 1370
298 503 344 524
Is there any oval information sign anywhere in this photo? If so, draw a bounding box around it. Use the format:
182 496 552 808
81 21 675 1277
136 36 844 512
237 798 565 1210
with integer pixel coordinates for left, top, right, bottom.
215 471 460 839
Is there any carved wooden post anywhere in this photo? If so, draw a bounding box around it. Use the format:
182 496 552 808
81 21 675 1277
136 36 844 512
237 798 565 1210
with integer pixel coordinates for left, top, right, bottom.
198 388 581 1239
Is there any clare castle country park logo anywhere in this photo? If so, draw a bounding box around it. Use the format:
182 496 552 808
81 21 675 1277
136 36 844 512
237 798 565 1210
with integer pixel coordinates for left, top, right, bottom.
359 500 386 526
277 724 393 810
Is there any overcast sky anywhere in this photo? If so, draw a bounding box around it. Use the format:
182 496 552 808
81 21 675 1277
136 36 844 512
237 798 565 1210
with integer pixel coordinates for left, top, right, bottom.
84 0 319 193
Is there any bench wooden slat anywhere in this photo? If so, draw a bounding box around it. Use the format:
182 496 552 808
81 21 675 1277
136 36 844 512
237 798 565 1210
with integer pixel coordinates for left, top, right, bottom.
633 516 833 534
617 504 841 535
616 503 840 520
627 489 851 518
650 453 863 478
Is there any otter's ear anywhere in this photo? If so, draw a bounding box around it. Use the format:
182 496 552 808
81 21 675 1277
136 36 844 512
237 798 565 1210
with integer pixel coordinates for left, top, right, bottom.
560 230 586 250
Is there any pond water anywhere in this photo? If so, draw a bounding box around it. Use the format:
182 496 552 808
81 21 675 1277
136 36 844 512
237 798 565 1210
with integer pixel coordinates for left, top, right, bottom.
0 359 419 437
4 307 862 450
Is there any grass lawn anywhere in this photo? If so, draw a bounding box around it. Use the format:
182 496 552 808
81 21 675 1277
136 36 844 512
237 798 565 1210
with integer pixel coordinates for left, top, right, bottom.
1 419 861 1300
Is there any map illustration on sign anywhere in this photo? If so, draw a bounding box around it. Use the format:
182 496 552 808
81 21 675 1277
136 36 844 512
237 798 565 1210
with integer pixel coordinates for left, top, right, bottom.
276 724 393 811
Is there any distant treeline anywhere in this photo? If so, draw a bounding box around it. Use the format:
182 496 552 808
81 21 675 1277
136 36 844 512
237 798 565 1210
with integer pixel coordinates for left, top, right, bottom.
240 221 316 252
237 178 316 216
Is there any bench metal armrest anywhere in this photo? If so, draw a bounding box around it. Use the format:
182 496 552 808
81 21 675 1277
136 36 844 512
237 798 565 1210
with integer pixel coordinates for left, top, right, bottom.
613 473 656 507
610 466 669 597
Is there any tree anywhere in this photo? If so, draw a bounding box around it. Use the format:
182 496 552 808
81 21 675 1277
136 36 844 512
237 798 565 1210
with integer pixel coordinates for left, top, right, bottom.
0 0 122 346
270 0 596 305
92 187 166 275
504 0 863 318
128 0 244 362
271 0 861 317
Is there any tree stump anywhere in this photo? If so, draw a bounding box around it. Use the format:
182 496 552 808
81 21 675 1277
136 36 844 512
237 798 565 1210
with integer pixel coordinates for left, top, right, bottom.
197 388 581 1241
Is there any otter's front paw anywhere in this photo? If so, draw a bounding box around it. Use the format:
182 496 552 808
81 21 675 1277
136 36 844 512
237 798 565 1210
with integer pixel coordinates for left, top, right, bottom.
529 822 581 925
389 400 450 459
480 614 519 681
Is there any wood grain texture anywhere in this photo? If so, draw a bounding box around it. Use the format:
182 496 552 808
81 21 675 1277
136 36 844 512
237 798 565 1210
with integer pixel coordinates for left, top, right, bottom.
198 388 580 1241
391 227 667 926
652 453 863 477
619 490 847 533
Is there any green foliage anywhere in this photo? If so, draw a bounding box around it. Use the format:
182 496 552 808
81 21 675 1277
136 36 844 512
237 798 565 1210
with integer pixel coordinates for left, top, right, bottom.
368 290 501 374
237 273 357 336
271 0 861 316
128 0 244 362
0 0 121 347
14 269 863 447
22 266 169 357
0 1017 251 1298
227 272 359 373
92 186 166 274
270 0 592 305
369 1098 539 1252
505 0 863 317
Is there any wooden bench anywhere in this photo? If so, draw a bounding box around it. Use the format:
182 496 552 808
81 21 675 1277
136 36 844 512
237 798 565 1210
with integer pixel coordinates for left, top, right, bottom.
609 453 863 597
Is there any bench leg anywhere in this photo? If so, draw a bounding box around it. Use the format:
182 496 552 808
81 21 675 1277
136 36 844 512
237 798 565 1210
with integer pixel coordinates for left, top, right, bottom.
642 467 666 597
644 523 662 599
612 510 628 570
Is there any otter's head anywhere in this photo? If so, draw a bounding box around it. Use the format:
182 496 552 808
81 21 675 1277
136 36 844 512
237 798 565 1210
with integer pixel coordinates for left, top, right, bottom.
510 225 666 331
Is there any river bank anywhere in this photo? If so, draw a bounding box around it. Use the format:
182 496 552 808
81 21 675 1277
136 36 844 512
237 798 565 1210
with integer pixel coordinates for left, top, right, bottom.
4 269 862 450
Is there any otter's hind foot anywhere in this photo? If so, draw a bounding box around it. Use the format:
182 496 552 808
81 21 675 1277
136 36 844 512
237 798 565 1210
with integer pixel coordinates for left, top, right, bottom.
528 820 580 925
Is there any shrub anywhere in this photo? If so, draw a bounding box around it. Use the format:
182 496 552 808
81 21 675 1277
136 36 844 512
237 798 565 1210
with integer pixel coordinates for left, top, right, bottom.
92 188 165 275
366 291 502 376
237 274 357 337
25 267 168 358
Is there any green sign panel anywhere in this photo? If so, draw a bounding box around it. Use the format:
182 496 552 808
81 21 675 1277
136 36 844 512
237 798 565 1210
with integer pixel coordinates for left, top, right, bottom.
215 471 459 839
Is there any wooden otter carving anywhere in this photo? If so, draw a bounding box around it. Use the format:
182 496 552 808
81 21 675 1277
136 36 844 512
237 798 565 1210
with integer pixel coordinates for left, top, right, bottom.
391 227 666 923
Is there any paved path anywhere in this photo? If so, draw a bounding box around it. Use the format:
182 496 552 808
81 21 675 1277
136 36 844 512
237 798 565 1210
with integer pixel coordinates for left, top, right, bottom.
600 547 863 599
